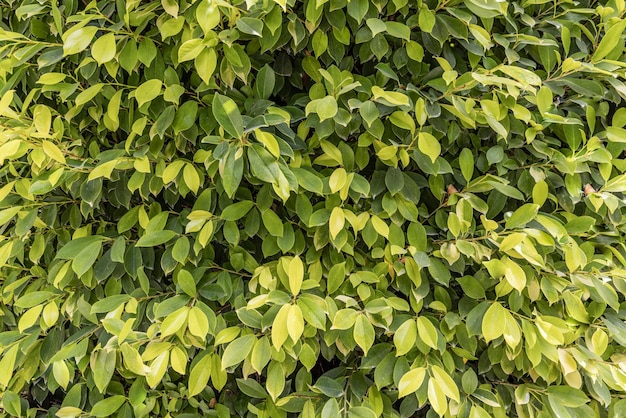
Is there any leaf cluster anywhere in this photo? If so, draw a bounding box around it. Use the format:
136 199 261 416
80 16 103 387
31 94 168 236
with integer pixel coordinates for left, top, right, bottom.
2 0 626 417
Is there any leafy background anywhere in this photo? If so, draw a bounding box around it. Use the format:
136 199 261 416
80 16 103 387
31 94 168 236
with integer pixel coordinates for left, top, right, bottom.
1 0 626 416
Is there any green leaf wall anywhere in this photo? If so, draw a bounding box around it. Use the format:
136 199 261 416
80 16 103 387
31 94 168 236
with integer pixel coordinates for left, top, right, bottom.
1 0 626 416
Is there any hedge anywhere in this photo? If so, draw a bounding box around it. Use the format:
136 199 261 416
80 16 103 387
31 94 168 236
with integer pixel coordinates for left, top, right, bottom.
1 0 626 416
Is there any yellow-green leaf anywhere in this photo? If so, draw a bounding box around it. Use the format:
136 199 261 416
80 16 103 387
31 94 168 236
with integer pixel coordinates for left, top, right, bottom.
329 207 345 239
289 255 304 296
63 26 98 56
287 304 304 342
91 33 116 65
417 316 438 350
272 304 290 350
188 306 209 339
482 302 505 342
222 334 256 369
188 354 212 397
418 132 441 163
42 141 66 164
398 367 426 398
353 313 375 355
161 307 189 337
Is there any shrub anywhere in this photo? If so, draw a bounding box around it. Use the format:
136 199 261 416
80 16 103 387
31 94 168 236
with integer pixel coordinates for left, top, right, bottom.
2 0 626 416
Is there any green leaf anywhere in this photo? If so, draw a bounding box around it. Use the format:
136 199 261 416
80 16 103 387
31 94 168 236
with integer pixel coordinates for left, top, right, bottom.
38 72 67 85
183 164 200 194
394 319 417 356
591 329 609 356
135 79 162 107
52 360 70 389
463 0 507 17
178 39 204 62
222 334 256 369
237 378 268 398
505 204 539 229
498 65 542 87
287 304 305 342
366 18 387 36
172 236 190 263
536 86 552 114
250 337 272 373
188 354 212 397
592 20 626 62
2 391 21 417
63 26 98 56
416 316 438 350
236 17 263 37
389 111 415 134
146 351 169 389
418 132 441 163
91 33 116 65
188 306 209 338
459 149 474 182
56 236 106 259
385 22 410 40
34 106 51 136
71 241 102 276
0 345 18 387
262 209 284 237
431 365 460 402
288 255 304 296
18 305 42 332
306 96 338 122
329 168 347 193
213 94 244 138
91 349 116 393
221 147 244 198
291 167 324 195
398 367 426 398
329 207 345 239
91 396 126 417
172 100 198 132
603 173 626 192
347 0 368 23
297 294 327 330
371 86 409 106
385 167 404 195
195 47 217 85
0 207 21 228
607 126 626 143
321 399 340 418
162 0 179 16
315 376 344 398
503 257 526 293
255 64 275 99
482 303 506 342
418 8 435 32
136 230 177 247
177 269 196 297
428 378 448 416
532 180 549 206
272 304 290 350
91 295 132 314
354 313 375 355
15 291 57 309
160 307 189 337
406 40 424 62
327 262 346 294
220 201 254 221
248 144 280 183
546 386 589 408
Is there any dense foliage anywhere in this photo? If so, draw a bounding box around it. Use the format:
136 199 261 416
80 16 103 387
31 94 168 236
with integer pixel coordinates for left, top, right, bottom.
2 0 626 416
